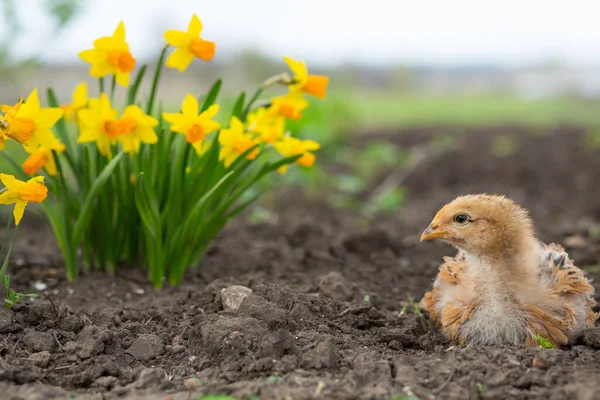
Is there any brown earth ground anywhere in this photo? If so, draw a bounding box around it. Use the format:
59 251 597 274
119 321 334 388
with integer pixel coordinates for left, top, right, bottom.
1 126 600 400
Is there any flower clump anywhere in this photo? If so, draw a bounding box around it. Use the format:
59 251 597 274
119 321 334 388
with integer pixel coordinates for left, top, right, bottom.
0 14 329 288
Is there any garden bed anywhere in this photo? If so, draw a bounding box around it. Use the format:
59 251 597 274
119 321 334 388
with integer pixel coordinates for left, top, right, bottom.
2 125 600 399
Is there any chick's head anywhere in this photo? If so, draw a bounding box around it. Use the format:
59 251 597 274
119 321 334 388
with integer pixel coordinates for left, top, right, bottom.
420 194 534 256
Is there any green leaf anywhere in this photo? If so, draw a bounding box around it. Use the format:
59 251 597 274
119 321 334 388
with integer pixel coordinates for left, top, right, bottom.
200 79 222 113
537 336 555 349
72 152 125 247
231 92 245 120
127 64 148 106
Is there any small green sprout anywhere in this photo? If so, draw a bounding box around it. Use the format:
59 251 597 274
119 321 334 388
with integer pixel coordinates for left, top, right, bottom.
363 295 370 304
399 295 423 317
537 336 555 349
477 383 487 394
267 375 283 383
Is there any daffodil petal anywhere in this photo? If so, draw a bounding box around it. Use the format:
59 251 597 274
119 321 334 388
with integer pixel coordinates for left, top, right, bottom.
0 191 19 204
0 173 20 191
200 104 220 120
137 127 158 144
165 48 194 72
18 88 41 118
35 108 63 128
113 21 126 42
181 94 199 118
13 200 27 225
302 140 321 151
188 14 203 36
79 49 107 63
164 30 187 47
90 62 113 78
115 71 130 88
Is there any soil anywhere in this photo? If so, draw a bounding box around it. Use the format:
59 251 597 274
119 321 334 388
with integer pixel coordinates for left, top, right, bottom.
2 125 600 400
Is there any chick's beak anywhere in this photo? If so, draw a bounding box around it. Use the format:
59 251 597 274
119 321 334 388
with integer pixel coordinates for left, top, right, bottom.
420 222 448 242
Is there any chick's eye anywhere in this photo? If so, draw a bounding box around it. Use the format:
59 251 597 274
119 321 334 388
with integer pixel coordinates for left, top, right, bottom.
453 214 469 224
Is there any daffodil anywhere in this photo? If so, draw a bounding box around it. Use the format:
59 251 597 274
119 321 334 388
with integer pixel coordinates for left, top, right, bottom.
116 105 159 154
164 14 216 72
247 107 286 144
79 22 136 87
23 135 66 176
61 82 88 122
270 89 309 120
162 94 220 150
274 136 320 174
0 174 47 225
284 56 329 99
0 89 63 150
77 94 119 157
219 117 259 167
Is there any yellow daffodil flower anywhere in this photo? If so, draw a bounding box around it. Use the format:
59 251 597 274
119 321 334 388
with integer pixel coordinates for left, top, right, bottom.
274 136 320 174
219 117 259 167
284 56 329 99
164 14 216 72
23 135 66 176
77 94 120 157
0 174 47 225
62 82 88 122
117 105 159 154
162 94 220 148
247 107 286 144
79 22 136 87
270 89 309 120
0 89 63 150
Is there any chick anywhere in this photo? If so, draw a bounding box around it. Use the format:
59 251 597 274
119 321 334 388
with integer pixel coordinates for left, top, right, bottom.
419 194 597 347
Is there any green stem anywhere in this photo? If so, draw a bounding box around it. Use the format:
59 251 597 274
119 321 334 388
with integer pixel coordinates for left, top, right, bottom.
52 150 78 280
242 89 262 120
99 77 105 95
146 45 169 115
0 216 12 259
0 223 19 279
110 75 116 103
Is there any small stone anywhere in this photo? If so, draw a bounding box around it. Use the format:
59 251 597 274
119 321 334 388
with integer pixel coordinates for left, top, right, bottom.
302 338 338 369
127 334 165 361
315 272 353 301
0 309 14 333
583 328 600 349
93 376 119 389
532 357 548 370
135 367 166 389
23 330 55 352
183 377 202 391
171 345 187 354
221 285 253 311
317 325 329 333
30 351 51 367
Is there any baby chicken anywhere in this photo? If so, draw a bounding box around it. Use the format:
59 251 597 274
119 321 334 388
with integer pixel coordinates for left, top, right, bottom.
419 194 597 347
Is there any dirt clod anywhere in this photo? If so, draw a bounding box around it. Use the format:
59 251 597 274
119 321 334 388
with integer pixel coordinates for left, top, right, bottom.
302 338 338 369
0 309 14 333
316 271 353 301
583 327 600 349
22 330 55 352
126 334 165 361
221 285 253 311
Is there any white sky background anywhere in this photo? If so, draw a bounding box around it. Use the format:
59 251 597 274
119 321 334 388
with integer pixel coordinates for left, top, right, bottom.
5 0 600 67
